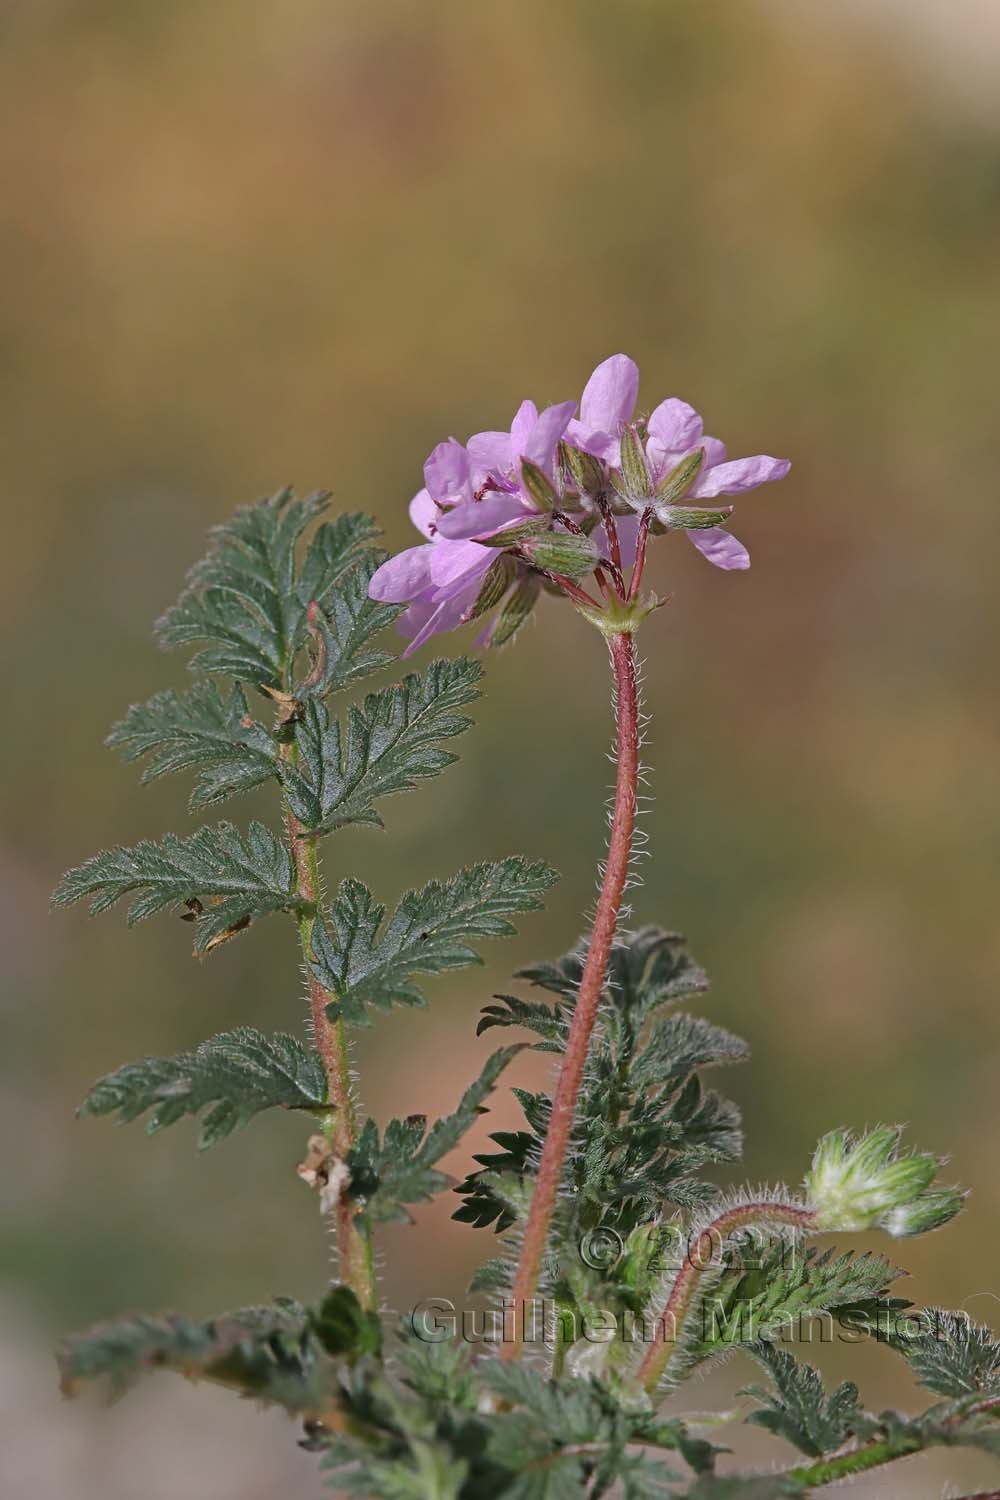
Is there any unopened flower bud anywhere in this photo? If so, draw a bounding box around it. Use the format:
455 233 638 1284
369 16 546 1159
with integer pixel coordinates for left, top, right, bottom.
488 577 540 647
560 441 607 501
519 458 560 511
655 448 705 504
805 1126 945 1235
655 504 734 531
612 425 651 504
882 1187 965 1239
520 530 600 582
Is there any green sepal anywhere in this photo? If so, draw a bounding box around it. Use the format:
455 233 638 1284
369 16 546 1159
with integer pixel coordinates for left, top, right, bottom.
559 440 607 499
655 447 705 504
488 577 540 647
658 504 734 531
616 424 651 502
466 554 517 620
519 458 559 510
521 530 600 580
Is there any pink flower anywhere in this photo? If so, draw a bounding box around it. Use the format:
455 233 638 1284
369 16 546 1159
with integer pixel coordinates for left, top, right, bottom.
565 354 791 571
369 356 792 652
369 401 576 654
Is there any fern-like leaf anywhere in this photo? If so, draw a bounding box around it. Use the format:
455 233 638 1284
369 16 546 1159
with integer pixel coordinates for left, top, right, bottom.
692 1244 906 1360
52 820 298 953
299 549 401 699
58 1287 378 1411
78 1027 328 1148
890 1308 1000 1397
278 658 483 834
459 928 741 1251
156 489 376 687
740 1342 868 1457
309 859 558 1025
107 680 276 810
347 1046 522 1224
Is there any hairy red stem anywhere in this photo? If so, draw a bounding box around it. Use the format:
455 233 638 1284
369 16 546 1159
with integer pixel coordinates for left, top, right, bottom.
503 630 640 1360
637 1201 818 1391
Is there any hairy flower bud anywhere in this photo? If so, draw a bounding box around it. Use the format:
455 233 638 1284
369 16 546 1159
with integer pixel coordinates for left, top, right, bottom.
655 504 735 531
519 458 560 511
611 425 652 504
520 530 600 581
655 448 705 504
881 1187 965 1239
805 1127 955 1237
560 440 607 501
489 577 540 647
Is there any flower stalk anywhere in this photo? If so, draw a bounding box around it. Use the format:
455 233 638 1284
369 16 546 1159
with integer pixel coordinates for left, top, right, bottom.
637 1200 819 1393
503 595 641 1360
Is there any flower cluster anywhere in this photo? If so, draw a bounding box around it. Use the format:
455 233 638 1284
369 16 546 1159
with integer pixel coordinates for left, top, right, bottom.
805 1126 964 1238
369 353 791 653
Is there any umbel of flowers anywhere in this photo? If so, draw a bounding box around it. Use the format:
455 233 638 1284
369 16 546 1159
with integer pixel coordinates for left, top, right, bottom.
369 353 791 651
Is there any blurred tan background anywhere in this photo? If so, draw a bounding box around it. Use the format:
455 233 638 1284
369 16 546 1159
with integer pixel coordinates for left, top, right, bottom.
3 1 1000 1494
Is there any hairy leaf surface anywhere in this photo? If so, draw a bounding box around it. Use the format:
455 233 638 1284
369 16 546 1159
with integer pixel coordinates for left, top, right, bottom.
156 489 377 687
53 820 298 953
278 658 482 834
107 680 276 810
311 859 558 1026
79 1027 328 1148
348 1047 522 1224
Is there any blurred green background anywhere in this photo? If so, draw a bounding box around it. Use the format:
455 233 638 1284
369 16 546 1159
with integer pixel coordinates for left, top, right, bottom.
3 1 999 1494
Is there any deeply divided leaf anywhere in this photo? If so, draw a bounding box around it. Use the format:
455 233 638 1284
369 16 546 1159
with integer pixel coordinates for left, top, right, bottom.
155 489 378 688
458 927 742 1255
52 820 298 953
298 549 402 699
740 1342 868 1457
278 658 483 834
347 1046 523 1224
107 680 276 810
79 1027 329 1148
311 859 558 1026
58 1300 313 1404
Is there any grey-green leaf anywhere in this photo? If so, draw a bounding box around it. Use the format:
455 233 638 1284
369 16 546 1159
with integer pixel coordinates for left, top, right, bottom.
156 489 377 688
347 1046 522 1224
107 680 276 810
309 858 559 1026
278 657 483 834
78 1026 329 1148
52 820 298 954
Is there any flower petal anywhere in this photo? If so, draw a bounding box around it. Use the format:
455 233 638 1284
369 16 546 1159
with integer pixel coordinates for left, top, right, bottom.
423 437 473 505
580 354 639 433
692 455 791 498
467 429 514 479
647 398 703 455
521 400 577 475
564 419 618 462
368 544 434 602
700 436 727 469
427 538 494 589
409 488 439 538
434 493 527 539
510 399 538 457
614 515 641 569
400 584 480 657
685 527 751 570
